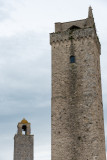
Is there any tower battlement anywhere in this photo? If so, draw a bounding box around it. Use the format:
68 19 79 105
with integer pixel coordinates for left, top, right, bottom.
50 28 100 54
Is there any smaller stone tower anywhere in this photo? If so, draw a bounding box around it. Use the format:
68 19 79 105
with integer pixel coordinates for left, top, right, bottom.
14 119 34 160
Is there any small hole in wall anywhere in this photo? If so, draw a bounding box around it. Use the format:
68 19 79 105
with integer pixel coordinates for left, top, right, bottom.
78 136 81 140
70 56 75 63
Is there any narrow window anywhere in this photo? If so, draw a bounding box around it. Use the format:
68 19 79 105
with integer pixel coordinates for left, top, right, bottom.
70 56 75 63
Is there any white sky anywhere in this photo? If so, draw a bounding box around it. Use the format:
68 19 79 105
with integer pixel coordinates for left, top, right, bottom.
0 0 107 160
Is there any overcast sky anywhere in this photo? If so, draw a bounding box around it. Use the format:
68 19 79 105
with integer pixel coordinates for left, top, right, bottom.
0 0 107 160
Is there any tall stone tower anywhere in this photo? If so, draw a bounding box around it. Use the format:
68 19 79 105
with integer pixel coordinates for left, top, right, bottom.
50 7 106 160
14 119 34 160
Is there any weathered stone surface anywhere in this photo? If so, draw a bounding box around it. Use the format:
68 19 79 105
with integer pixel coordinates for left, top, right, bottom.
50 7 106 160
14 135 34 160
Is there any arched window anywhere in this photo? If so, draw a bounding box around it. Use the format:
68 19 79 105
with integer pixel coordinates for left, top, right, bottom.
70 56 75 63
22 125 27 135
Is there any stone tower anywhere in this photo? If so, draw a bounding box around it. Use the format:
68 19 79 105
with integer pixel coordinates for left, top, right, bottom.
50 7 106 160
14 119 34 160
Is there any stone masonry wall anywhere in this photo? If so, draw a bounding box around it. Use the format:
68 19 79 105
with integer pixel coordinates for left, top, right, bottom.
55 17 94 32
14 135 34 160
51 23 106 160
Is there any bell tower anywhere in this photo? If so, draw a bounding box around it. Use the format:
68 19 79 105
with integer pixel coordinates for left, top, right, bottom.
14 119 34 160
50 7 106 160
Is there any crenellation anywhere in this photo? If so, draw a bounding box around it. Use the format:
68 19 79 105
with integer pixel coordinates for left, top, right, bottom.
50 30 70 44
50 28 100 55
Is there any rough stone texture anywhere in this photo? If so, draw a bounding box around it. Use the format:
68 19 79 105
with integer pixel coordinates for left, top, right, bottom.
14 135 34 160
50 8 106 160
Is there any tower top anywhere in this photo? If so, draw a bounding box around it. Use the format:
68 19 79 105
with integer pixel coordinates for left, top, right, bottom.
88 6 93 18
53 7 95 33
17 119 31 135
19 118 30 124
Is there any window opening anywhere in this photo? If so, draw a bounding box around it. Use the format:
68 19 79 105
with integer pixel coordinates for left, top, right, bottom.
69 25 81 30
22 125 27 135
70 56 75 63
